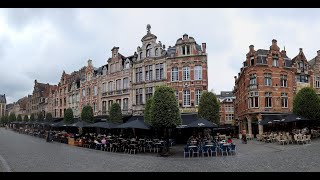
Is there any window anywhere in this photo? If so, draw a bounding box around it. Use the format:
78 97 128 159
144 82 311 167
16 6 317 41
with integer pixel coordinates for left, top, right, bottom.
155 48 159 56
156 63 164 80
123 78 129 90
315 76 320 88
250 57 254 66
194 66 202 80
281 93 288 108
116 79 122 91
265 92 272 108
87 74 91 81
225 114 234 122
82 89 85 97
145 87 153 102
102 101 107 113
102 83 106 93
224 104 234 112
249 74 257 89
140 52 143 60
195 90 201 106
296 75 308 83
146 44 151 57
280 74 287 87
116 99 121 106
264 73 272 86
136 67 143 83
183 90 191 106
125 61 130 69
248 91 259 108
123 98 128 110
93 102 97 112
272 58 279 67
145 65 153 81
183 67 190 81
108 100 113 110
136 88 143 105
108 81 113 94
171 67 179 82
299 62 304 71
182 45 190 55
175 91 179 101
94 86 97 96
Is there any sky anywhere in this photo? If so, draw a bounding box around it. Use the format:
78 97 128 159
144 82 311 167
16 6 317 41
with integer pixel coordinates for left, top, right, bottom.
1 8 320 104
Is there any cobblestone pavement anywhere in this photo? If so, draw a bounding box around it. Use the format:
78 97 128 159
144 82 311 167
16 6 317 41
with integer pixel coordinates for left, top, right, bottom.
1 128 320 172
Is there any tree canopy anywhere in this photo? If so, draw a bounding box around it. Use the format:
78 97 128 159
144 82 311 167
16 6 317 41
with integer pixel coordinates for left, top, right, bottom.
9 112 16 123
109 103 122 124
198 91 220 125
38 112 44 122
46 113 53 122
293 87 320 121
144 96 153 125
81 105 94 123
23 115 29 122
17 114 22 122
64 108 74 123
150 86 181 128
30 113 35 122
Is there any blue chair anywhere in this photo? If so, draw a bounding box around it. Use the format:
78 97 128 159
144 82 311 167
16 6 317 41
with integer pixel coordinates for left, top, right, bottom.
210 146 218 157
184 147 190 158
229 144 236 155
202 146 210 157
190 146 200 158
220 145 229 156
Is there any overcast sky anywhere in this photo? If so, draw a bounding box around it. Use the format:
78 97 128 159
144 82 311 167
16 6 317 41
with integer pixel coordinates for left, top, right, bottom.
1 8 320 103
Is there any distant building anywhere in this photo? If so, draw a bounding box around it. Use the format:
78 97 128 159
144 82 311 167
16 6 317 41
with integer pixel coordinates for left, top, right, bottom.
0 94 6 117
216 91 235 126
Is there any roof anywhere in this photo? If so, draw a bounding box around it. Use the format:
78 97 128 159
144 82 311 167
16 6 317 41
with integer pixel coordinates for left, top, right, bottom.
309 58 316 68
0 94 6 103
196 44 202 51
284 59 292 67
166 46 176 57
256 49 269 56
219 91 234 97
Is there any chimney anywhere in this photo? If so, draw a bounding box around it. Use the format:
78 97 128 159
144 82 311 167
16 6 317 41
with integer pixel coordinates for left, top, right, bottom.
88 59 92 66
317 50 320 56
272 39 277 45
183 34 188 40
34 79 37 84
111 47 119 57
202 43 206 53
281 46 286 56
299 48 303 53
249 45 254 52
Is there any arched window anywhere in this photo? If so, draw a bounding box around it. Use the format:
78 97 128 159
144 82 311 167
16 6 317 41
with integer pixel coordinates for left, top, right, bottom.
155 48 159 56
146 44 151 57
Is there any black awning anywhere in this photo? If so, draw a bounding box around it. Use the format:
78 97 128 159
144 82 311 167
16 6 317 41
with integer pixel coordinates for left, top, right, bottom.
126 116 144 123
284 114 310 123
115 119 150 130
65 121 90 128
84 121 116 129
259 114 287 126
185 119 218 128
180 114 198 126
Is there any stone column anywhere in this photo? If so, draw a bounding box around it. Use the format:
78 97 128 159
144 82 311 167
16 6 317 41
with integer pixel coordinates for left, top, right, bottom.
247 117 252 136
258 119 263 135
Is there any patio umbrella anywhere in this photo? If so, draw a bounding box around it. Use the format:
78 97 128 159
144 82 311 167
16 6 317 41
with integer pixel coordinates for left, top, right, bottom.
84 121 116 129
283 114 310 123
186 119 218 128
115 119 150 130
50 120 67 128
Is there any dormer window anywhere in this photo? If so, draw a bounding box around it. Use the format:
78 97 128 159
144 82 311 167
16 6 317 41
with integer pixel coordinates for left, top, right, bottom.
146 44 152 57
182 45 190 55
155 48 159 56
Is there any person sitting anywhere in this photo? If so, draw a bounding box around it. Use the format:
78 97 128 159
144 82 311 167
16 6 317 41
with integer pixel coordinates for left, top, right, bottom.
227 138 233 144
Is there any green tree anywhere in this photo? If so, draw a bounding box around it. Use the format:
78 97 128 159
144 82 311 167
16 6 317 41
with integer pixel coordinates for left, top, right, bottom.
81 105 94 123
23 115 29 122
30 113 35 122
64 108 74 123
150 86 181 156
17 114 22 122
109 103 122 124
9 112 16 123
144 96 153 125
293 87 320 120
0 116 4 125
38 112 44 122
198 91 220 125
46 113 53 122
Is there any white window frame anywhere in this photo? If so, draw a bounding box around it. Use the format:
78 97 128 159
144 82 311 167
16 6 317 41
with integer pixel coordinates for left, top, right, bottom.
195 90 201 106
265 92 272 108
171 67 179 82
264 73 272 86
183 67 190 81
315 76 320 88
183 90 191 107
281 75 288 87
94 86 97 96
194 65 202 80
281 93 288 108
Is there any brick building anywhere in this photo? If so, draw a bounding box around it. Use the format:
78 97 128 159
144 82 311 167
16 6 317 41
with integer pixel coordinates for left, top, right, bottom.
166 34 207 113
217 91 235 126
31 80 55 118
234 40 295 136
308 51 320 94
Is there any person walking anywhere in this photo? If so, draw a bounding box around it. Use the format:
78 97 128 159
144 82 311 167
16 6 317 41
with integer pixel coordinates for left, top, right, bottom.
242 129 247 144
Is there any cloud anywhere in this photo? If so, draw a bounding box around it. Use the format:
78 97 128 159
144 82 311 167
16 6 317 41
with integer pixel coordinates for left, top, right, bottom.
1 8 320 103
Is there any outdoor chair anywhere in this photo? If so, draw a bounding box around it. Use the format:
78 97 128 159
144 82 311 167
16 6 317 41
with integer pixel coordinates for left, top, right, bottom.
220 145 229 156
210 146 218 157
306 135 311 144
184 147 190 158
229 144 236 155
287 135 293 144
301 135 307 145
201 146 210 157
190 146 200 157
